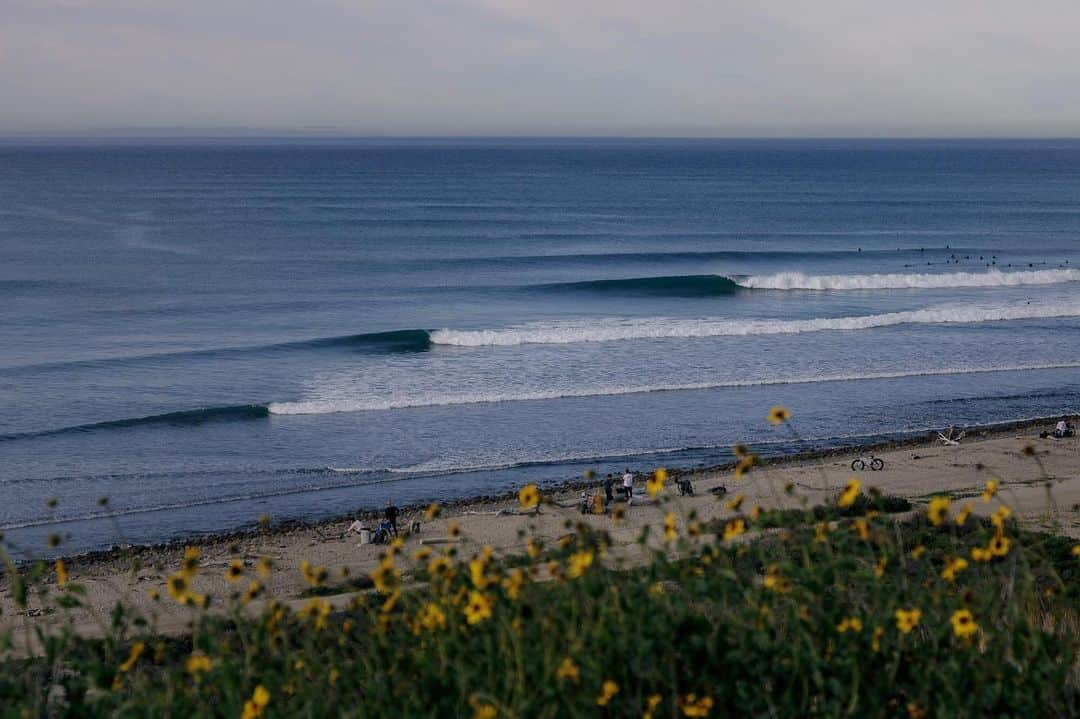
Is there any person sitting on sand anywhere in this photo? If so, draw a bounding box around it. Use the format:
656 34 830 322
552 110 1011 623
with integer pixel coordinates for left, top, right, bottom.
384 501 400 537
1054 420 1075 438
622 469 634 505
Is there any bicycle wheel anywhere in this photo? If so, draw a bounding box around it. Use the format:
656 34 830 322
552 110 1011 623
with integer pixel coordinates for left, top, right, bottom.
870 458 884 471
851 458 866 472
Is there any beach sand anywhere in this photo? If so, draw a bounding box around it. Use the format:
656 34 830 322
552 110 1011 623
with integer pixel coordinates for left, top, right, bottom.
3 425 1078 650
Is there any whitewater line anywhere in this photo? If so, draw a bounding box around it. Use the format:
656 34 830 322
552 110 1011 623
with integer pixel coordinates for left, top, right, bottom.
428 302 1080 347
268 361 1080 415
738 268 1080 290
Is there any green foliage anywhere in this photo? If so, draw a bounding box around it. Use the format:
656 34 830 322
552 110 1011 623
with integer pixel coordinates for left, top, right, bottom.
2 506 1079 718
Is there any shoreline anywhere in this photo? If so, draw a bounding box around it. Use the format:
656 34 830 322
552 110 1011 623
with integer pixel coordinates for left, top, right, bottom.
17 412 1075 574
2 414 1078 648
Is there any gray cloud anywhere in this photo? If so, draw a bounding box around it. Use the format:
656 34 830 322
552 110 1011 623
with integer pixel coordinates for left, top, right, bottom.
2 0 1079 135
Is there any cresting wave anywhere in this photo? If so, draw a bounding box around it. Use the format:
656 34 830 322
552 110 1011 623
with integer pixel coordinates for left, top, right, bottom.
429 302 1080 347
542 275 740 297
1 328 432 374
267 362 1080 415
738 268 1080 290
0 404 270 443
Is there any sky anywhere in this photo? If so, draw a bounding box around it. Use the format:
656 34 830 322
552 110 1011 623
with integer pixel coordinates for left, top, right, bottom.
3 0 1080 137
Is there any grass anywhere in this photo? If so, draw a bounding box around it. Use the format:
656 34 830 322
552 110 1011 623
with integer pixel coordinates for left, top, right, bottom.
2 414 1080 718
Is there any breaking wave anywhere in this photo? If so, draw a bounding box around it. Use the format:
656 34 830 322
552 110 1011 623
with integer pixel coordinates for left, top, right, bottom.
429 302 1080 347
267 362 1080 415
738 269 1080 290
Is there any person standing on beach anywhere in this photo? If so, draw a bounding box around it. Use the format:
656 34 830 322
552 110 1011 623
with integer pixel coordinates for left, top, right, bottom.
622 469 634 505
384 501 400 537
603 473 614 503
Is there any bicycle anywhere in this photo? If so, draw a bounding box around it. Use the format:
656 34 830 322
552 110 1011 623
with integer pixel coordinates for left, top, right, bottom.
851 454 884 472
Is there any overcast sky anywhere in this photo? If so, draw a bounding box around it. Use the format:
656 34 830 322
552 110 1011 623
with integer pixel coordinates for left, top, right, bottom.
3 0 1080 136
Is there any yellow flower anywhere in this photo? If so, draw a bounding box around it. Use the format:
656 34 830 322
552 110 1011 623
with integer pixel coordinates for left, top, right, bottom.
723 518 746 542
663 513 678 542
814 522 829 544
927 496 951 526
1072 544 1080 559
988 534 1011 557
469 696 497 719
853 518 870 541
910 544 926 559
464 591 493 625
596 680 619 707
328 668 340 686
647 468 667 498
725 494 745 512
55 560 68 588
955 502 973 527
567 550 594 579
871 625 884 652
991 505 1012 533
971 546 992 562
941 557 968 582
242 580 262 605
381 590 401 615
762 564 791 593
255 556 272 578
425 503 440 521
300 560 328 587
449 520 461 538
895 608 921 634
372 558 400 594
733 454 759 479
838 478 861 508
874 556 887 578
950 608 979 638
732 443 750 458
767 406 791 425
299 597 332 630
556 657 580 684
418 602 446 632
180 546 201 576
412 547 432 563
502 568 526 600
186 653 212 675
518 484 540 510
681 693 714 717
643 694 663 719
470 558 493 589
119 641 145 672
241 685 270 719
166 572 190 603
225 560 244 583
981 479 999 503
836 617 863 633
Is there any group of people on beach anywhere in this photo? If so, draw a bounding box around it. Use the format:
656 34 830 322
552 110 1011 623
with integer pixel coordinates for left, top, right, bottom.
602 469 637 505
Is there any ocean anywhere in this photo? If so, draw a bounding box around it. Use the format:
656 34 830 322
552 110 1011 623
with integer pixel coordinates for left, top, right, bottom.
3 138 1080 555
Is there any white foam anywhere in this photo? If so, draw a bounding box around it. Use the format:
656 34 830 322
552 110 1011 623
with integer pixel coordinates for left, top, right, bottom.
738 269 1080 291
427 302 1080 348
267 361 1080 415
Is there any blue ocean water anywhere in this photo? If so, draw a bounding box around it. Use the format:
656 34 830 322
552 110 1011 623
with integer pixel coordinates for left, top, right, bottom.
3 138 1080 555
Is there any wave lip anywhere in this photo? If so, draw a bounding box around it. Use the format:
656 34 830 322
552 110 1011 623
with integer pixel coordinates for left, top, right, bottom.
542 275 740 297
429 302 1080 348
738 269 1080 291
267 361 1080 416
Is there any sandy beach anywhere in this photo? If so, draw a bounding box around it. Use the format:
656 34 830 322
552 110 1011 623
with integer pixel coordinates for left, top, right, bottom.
3 421 1078 649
